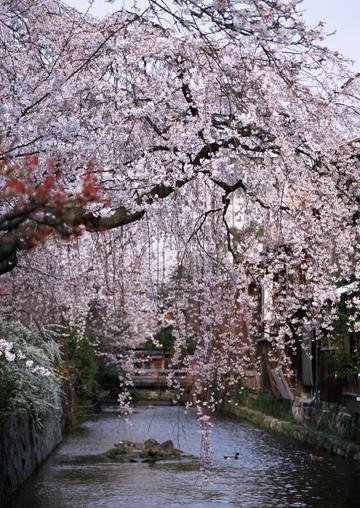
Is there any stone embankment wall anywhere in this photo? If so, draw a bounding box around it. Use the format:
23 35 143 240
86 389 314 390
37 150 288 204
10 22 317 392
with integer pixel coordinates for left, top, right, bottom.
0 408 63 506
225 404 360 462
292 401 360 444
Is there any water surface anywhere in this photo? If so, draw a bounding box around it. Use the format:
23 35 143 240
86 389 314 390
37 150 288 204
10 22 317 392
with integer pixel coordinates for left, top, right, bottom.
7 405 360 507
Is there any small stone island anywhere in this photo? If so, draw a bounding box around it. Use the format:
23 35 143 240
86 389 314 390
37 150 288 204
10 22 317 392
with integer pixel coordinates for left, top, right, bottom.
104 438 190 463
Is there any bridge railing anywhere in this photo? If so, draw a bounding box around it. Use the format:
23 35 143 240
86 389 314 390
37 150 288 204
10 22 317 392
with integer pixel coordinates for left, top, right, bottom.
133 368 188 377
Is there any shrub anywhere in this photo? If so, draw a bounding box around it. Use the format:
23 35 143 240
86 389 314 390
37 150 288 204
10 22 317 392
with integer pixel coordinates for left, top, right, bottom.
0 320 61 418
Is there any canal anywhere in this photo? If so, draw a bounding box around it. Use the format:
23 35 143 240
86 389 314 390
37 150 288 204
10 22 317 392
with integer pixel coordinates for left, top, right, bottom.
6 405 360 507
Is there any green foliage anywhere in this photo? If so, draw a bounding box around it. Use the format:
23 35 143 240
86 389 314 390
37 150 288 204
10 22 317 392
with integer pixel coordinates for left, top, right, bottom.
56 326 100 403
145 325 175 352
74 337 99 400
327 346 360 378
0 321 61 418
0 362 16 413
129 388 147 403
0 321 122 428
54 325 122 425
139 450 162 460
107 447 127 460
323 296 360 378
98 360 121 400
243 391 295 423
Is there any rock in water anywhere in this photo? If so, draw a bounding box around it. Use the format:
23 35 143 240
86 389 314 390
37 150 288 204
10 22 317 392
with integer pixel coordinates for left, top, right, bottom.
159 440 175 451
144 438 159 449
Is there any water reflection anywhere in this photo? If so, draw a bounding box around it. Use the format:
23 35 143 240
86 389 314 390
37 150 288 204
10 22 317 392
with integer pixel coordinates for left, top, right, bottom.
7 406 360 507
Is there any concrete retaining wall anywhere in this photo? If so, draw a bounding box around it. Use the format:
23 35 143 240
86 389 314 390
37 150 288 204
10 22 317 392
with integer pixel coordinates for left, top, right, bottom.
0 408 63 506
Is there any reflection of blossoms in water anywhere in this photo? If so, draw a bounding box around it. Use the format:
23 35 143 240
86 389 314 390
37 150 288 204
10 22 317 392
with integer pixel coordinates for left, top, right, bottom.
198 410 213 478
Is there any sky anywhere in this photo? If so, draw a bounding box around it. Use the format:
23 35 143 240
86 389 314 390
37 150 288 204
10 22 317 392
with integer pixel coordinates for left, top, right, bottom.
64 0 360 69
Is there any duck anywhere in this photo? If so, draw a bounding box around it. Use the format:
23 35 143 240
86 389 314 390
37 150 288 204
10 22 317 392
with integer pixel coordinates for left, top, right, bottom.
309 453 324 462
224 452 240 460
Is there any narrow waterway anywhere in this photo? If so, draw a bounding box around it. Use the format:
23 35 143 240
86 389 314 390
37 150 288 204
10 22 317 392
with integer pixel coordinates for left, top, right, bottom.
7 405 360 507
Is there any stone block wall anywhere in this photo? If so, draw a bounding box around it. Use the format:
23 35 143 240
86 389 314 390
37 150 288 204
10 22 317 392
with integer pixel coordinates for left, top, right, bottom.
292 401 360 444
0 408 63 506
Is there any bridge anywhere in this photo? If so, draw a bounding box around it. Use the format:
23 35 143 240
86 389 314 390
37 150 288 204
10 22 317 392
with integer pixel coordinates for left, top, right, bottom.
132 369 191 389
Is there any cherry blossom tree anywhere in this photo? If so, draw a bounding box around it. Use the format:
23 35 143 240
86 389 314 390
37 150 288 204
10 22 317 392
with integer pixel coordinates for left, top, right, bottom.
1 1 360 452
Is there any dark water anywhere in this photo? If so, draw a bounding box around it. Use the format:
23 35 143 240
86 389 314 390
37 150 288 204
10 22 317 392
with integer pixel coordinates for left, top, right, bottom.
7 405 360 507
